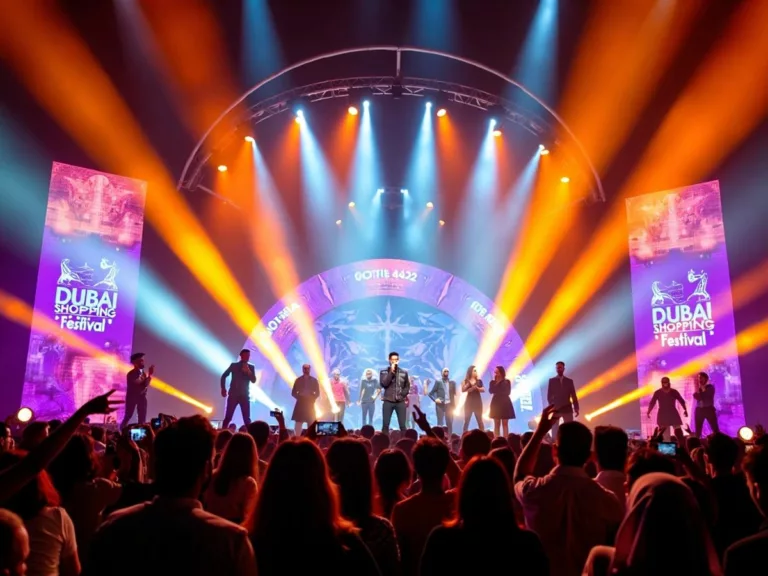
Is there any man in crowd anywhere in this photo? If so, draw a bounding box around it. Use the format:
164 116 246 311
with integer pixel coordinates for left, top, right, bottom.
379 352 410 433
724 445 768 574
220 349 257 429
515 405 622 576
0 509 28 576
693 371 719 436
291 364 320 436
87 416 257 575
593 426 629 516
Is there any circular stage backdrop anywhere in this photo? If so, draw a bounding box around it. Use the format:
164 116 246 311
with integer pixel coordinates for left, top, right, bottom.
244 259 541 431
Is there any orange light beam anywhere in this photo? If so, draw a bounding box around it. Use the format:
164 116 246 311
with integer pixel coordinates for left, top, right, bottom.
587 315 768 421
507 0 768 378
0 289 212 413
0 3 295 384
248 141 334 405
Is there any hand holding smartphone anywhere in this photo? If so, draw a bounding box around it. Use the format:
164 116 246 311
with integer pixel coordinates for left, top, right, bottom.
657 441 677 456
316 421 340 436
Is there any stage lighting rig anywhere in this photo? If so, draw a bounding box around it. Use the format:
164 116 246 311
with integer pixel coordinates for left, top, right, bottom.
392 78 404 99
435 91 449 117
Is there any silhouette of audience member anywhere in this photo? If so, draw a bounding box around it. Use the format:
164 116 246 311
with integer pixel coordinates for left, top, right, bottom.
706 433 762 558
625 448 676 491
458 429 491 467
515 409 622 576
248 439 379 576
583 473 720 576
87 416 256 576
48 434 122 562
421 457 547 575
246 421 270 478
371 433 390 461
593 426 629 515
0 509 29 576
326 439 399 576
204 433 259 524
392 437 454 576
724 444 768 575
0 451 80 576
374 449 412 519
490 447 524 527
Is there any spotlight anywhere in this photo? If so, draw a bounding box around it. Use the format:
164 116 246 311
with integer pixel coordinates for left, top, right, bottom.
348 105 358 116
295 109 304 124
376 188 384 194
426 201 434 209
335 219 342 226
439 219 445 226
348 201 355 208
426 102 432 109
539 144 549 155
363 100 370 108
739 426 755 442
560 176 570 183
244 136 255 144
16 407 33 423
217 165 227 172
400 188 409 195
436 107 447 117
489 118 497 128
492 129 502 138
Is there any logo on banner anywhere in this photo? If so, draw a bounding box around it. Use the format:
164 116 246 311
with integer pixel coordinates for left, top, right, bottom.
651 269 714 347
54 258 119 332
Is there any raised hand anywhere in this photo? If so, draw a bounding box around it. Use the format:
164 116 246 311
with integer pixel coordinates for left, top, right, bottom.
412 405 430 433
148 365 155 376
80 390 123 415
536 405 559 435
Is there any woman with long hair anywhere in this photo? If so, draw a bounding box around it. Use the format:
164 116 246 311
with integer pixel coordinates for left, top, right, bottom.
204 432 258 524
583 473 721 576
461 365 485 432
488 365 515 438
420 457 547 575
47 433 122 561
246 439 379 576
327 439 399 575
0 451 81 576
374 449 412 519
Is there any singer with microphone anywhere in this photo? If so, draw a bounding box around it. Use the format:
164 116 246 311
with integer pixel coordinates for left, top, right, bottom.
220 348 257 428
121 352 153 429
379 351 410 434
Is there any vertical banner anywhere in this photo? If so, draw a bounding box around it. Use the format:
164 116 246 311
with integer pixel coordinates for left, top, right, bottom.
21 163 147 421
626 180 744 437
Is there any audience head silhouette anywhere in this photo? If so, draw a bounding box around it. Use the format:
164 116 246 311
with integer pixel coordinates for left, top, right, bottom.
153 416 215 498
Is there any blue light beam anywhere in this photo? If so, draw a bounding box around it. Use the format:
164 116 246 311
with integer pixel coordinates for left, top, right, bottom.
510 0 559 104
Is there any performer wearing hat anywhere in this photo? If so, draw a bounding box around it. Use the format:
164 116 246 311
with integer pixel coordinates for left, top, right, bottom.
121 352 154 429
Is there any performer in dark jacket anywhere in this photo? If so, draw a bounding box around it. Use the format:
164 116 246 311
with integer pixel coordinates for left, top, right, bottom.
546 361 579 438
291 364 320 436
693 371 719 436
647 376 688 443
379 351 410 434
427 368 456 433
120 352 153 429
489 365 515 438
220 348 257 428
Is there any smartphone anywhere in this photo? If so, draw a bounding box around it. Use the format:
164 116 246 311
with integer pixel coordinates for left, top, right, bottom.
210 420 222 430
316 421 340 436
657 441 676 456
269 409 282 418
150 417 162 430
129 428 146 442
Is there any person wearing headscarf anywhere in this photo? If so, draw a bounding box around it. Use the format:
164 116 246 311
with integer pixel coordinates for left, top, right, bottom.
583 472 721 576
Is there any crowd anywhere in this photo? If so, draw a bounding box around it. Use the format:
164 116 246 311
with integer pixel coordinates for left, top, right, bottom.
0 390 766 576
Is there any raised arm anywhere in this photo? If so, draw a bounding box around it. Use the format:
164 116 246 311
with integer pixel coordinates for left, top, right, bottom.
380 369 394 389
248 365 257 383
514 405 557 483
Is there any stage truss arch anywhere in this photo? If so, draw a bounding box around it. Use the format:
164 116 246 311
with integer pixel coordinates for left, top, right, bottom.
177 46 604 205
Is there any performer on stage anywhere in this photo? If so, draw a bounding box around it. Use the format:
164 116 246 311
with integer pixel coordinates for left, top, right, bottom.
291 364 320 436
379 351 410 434
121 352 153 429
357 369 379 426
427 368 456 433
693 371 719 436
407 376 423 429
462 365 485 432
647 376 687 443
489 365 515 438
220 348 256 428
329 369 351 424
546 361 579 438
